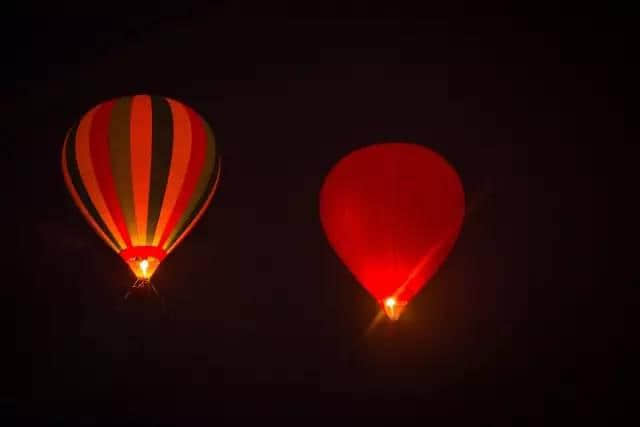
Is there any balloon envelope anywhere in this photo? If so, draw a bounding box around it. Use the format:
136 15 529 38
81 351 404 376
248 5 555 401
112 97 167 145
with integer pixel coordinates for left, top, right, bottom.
62 94 220 280
319 143 464 320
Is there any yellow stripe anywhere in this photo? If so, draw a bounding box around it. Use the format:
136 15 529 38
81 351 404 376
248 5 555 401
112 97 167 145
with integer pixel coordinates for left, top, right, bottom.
62 130 119 253
75 106 127 249
130 95 153 245
152 98 192 246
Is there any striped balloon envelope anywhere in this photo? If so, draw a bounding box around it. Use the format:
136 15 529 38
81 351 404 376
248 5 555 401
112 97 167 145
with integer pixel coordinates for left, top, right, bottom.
62 94 220 286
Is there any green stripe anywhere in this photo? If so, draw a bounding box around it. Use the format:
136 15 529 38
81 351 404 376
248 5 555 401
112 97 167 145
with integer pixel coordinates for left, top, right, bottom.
65 124 121 250
145 96 174 244
108 97 136 242
165 158 219 251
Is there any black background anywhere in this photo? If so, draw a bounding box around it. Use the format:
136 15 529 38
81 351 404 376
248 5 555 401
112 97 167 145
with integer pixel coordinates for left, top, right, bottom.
6 3 627 424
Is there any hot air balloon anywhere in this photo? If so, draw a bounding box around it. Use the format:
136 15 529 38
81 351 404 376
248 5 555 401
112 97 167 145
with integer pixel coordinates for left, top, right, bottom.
319 143 464 321
62 94 220 295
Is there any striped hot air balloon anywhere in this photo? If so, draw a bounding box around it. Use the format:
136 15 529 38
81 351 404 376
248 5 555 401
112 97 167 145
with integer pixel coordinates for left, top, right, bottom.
62 94 220 286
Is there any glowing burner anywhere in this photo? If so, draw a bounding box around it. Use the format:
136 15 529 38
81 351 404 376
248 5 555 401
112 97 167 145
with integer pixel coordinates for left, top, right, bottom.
382 297 407 321
125 256 161 280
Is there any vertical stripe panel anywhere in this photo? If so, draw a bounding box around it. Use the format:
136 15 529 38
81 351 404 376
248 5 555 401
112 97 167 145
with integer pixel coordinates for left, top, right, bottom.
130 95 153 246
156 106 207 248
145 96 174 244
62 127 120 252
151 98 192 246
90 100 133 248
164 113 217 248
75 106 127 249
108 97 137 244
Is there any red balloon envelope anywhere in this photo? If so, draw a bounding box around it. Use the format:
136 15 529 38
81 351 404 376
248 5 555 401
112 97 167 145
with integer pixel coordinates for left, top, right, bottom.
319 143 465 320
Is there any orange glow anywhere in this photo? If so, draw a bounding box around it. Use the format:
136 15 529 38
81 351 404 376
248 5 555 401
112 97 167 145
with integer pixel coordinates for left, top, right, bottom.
125 256 160 280
382 298 407 321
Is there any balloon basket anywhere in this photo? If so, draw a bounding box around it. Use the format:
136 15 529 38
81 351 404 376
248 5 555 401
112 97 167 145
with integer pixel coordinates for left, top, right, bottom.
124 278 163 306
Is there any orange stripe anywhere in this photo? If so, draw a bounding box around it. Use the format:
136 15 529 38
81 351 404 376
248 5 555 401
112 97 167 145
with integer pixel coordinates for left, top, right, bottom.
166 159 221 255
130 95 153 245
75 106 127 249
62 130 119 253
152 99 192 246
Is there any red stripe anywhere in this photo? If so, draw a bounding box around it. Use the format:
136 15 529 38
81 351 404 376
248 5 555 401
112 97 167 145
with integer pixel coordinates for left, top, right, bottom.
90 101 133 248
119 246 167 261
157 106 206 248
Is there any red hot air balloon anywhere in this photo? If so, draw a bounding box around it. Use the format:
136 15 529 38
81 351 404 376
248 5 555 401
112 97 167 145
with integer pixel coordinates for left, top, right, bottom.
62 95 220 295
319 143 464 320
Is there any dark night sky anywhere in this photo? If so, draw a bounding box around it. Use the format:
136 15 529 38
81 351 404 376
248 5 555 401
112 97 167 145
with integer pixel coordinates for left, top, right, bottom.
5 4 627 424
